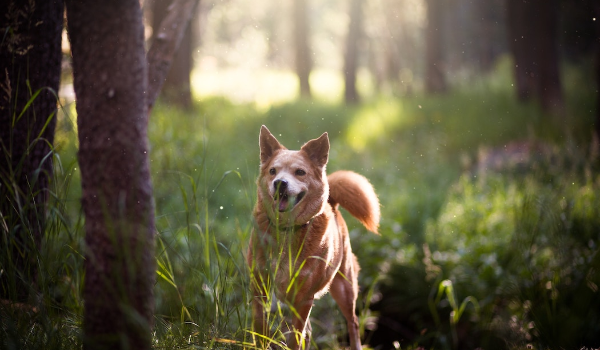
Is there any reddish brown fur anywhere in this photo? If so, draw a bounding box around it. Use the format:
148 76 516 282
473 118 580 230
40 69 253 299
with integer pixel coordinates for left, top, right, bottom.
248 126 380 350
328 170 380 234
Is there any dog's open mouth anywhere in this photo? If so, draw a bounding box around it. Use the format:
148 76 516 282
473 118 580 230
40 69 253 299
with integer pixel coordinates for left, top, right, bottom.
275 191 306 212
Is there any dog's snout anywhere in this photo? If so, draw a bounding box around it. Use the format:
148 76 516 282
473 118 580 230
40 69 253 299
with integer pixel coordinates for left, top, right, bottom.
274 179 288 193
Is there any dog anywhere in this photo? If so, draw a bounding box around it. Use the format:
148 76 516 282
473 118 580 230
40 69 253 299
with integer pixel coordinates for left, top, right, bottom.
248 125 380 350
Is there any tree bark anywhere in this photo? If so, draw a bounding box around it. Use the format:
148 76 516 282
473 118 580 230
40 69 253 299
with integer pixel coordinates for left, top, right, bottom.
151 0 195 109
0 0 63 302
594 2 600 142
474 0 495 72
532 0 564 116
147 0 200 110
293 0 312 98
507 0 537 101
424 0 447 94
343 0 363 104
66 1 156 349
508 0 564 116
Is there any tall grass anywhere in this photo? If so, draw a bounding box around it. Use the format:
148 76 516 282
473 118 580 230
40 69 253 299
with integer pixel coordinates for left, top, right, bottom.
1 94 83 349
2 60 599 349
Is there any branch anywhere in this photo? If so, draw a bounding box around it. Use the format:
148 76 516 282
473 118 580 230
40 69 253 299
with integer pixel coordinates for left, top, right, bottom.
146 0 200 109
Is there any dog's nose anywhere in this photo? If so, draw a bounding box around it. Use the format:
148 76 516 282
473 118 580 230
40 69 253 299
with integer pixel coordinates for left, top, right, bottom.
274 179 288 193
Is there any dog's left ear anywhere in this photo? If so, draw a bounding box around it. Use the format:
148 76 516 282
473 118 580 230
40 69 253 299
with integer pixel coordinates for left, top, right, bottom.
301 132 329 168
260 125 285 164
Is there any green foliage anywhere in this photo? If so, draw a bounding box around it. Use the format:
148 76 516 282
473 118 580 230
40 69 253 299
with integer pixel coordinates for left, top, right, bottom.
430 279 480 349
1 98 83 350
2 60 599 349
379 147 600 349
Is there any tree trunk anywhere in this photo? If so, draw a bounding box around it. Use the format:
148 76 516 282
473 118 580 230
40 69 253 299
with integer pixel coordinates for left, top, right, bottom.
425 0 447 94
508 0 564 116
475 1 494 72
65 0 156 349
594 2 600 142
343 0 363 104
146 0 200 111
293 0 312 98
507 0 536 101
532 0 564 116
151 0 194 109
0 0 63 302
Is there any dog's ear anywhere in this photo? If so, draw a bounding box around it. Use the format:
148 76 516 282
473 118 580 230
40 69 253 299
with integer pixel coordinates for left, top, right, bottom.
260 125 285 164
301 132 329 168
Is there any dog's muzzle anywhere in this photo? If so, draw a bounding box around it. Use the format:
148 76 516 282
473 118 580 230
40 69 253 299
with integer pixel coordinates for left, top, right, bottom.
274 180 305 212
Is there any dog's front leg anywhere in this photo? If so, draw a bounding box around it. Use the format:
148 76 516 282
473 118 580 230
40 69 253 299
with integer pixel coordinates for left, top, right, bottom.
287 297 314 350
251 288 270 350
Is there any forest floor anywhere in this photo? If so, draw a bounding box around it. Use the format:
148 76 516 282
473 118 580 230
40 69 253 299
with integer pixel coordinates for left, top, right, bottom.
3 62 600 349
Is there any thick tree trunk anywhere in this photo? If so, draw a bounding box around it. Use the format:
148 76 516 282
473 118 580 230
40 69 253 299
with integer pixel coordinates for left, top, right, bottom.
0 0 63 302
151 0 194 109
293 0 312 98
343 0 363 104
424 0 447 94
66 1 156 349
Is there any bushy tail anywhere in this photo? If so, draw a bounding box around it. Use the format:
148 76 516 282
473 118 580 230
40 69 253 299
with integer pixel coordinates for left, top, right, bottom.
328 170 380 234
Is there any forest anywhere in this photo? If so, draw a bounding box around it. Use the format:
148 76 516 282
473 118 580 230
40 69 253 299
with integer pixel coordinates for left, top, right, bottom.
1 0 600 349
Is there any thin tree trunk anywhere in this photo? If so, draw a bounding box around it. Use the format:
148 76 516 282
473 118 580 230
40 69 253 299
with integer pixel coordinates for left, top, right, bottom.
293 0 312 98
475 1 494 72
343 0 363 104
507 0 536 101
0 0 63 302
533 0 564 116
594 2 600 142
425 0 447 94
66 0 156 348
152 0 194 109
147 0 199 110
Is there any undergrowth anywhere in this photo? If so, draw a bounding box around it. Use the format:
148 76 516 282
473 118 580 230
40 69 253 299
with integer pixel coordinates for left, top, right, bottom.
1 61 599 349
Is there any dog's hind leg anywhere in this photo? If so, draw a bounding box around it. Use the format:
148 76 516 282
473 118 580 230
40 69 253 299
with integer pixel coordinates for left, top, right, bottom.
299 317 312 350
330 254 362 350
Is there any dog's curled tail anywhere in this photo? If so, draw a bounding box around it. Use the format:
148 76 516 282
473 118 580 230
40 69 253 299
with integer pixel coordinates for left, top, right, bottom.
328 170 380 234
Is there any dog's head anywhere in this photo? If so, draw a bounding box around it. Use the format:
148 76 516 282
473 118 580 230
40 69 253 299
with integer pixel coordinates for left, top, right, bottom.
257 125 329 227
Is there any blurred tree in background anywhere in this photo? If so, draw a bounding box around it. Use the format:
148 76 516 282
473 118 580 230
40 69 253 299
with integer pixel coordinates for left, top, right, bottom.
150 0 196 109
424 0 447 94
193 0 597 121
507 0 564 116
594 1 600 141
343 0 364 104
293 0 313 98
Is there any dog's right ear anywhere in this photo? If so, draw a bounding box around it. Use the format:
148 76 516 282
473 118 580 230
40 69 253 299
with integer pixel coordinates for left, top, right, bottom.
259 125 284 164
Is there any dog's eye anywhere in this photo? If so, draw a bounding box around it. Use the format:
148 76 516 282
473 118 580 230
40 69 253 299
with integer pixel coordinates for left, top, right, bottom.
295 169 306 176
269 168 276 175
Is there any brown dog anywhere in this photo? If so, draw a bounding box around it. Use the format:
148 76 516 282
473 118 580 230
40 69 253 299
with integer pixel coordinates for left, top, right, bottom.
248 125 380 350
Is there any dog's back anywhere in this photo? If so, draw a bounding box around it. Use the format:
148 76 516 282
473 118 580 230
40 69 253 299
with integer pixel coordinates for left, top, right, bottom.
328 170 380 234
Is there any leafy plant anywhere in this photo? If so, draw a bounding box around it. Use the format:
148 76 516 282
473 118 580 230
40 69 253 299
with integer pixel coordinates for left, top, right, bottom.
429 279 480 349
